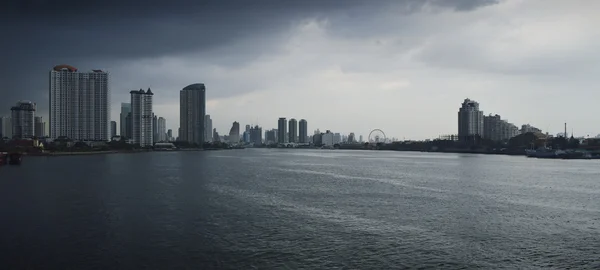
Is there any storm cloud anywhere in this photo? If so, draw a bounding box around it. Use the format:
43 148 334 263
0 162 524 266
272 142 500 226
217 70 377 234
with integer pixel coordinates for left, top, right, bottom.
2 0 599 139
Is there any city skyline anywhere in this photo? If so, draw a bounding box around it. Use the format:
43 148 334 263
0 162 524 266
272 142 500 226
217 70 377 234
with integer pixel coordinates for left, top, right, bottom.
2 1 600 139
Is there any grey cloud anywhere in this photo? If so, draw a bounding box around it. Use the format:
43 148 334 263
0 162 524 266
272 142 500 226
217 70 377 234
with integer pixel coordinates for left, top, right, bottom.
0 0 501 115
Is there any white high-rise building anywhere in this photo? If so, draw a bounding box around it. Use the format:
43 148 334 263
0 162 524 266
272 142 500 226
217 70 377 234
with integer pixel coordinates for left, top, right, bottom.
458 98 484 140
180 83 206 145
49 65 109 141
204 115 213 142
11 101 36 139
130 88 154 147
484 114 520 141
157 117 166 142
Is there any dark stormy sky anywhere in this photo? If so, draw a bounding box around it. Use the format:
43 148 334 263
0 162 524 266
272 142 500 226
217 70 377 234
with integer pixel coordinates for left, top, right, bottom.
2 0 599 138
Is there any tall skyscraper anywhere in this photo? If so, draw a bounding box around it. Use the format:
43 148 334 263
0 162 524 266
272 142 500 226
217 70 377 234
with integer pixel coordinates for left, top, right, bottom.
228 121 240 143
120 103 131 138
299 119 308 143
110 121 117 138
213 128 220 142
180 83 206 145
250 125 262 145
35 116 46 138
130 88 154 147
157 117 166 142
265 129 277 144
125 113 132 139
278 117 287 144
204 115 213 142
167 129 173 141
11 101 36 139
152 114 158 143
49 65 109 141
348 132 356 143
458 98 484 140
0 117 12 138
288 118 297 143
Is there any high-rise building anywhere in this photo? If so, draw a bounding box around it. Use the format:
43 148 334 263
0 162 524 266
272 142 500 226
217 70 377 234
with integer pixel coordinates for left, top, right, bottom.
265 129 277 144
130 88 154 147
333 133 341 144
180 83 206 145
125 113 132 139
250 125 262 145
157 117 166 142
204 115 213 142
110 121 117 138
322 130 334 146
213 128 220 142
458 98 484 140
278 118 287 144
167 129 173 141
483 114 502 141
348 133 355 143
11 101 36 139
120 103 131 138
298 119 308 143
288 118 297 143
152 114 158 143
245 125 250 133
0 117 12 138
35 116 46 138
521 124 542 134
228 121 240 143
49 65 109 141
484 114 519 142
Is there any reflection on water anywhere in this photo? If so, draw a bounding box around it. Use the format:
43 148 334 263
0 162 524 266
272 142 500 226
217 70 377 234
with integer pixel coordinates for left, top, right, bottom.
0 149 599 269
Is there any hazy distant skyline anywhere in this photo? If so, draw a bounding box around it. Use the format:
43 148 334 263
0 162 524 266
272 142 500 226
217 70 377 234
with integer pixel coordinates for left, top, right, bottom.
2 0 600 139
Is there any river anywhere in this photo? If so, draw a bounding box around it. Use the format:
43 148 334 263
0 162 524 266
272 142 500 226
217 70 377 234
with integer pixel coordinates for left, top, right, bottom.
1 149 598 269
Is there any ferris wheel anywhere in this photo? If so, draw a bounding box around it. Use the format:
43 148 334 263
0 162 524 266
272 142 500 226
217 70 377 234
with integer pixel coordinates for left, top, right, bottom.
368 129 386 144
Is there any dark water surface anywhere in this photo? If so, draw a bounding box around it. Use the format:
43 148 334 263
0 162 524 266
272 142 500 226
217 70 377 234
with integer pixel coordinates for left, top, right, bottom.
1 150 599 269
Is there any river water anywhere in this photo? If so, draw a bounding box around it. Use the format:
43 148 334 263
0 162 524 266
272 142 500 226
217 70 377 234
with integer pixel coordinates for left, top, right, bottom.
0 149 599 269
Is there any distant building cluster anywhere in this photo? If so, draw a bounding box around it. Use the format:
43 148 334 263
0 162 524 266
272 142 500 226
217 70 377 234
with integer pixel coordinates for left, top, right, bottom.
3 64 567 148
458 98 538 142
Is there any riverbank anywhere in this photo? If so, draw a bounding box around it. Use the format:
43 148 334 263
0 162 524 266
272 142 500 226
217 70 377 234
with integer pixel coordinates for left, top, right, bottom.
25 148 230 156
28 150 137 156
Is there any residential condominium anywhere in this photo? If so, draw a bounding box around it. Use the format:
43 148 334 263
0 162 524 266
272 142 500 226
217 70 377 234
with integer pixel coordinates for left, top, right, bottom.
278 117 287 144
179 83 206 145
11 101 36 139
120 103 131 138
0 117 12 138
457 98 484 140
299 119 308 143
157 117 166 142
483 114 520 142
288 118 297 143
130 88 154 147
204 115 213 142
49 65 109 141
35 116 46 137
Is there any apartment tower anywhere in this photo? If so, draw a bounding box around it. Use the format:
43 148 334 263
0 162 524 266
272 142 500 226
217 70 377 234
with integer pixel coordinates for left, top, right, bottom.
49 65 109 140
180 83 206 145
130 88 154 147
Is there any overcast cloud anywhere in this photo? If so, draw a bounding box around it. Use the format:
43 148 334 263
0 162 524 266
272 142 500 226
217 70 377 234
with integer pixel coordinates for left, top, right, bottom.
2 0 599 139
